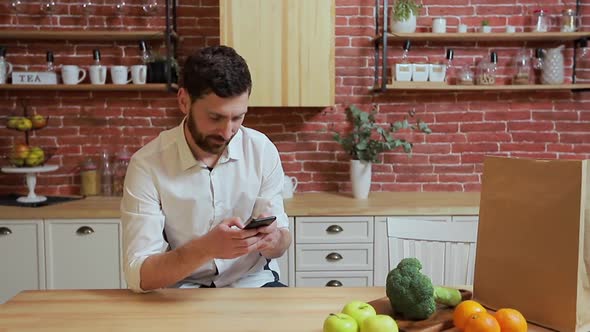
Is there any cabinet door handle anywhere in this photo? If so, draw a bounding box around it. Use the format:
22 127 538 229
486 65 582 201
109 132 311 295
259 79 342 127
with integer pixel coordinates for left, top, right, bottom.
326 252 343 261
325 280 343 287
326 225 343 233
0 227 12 236
76 226 94 235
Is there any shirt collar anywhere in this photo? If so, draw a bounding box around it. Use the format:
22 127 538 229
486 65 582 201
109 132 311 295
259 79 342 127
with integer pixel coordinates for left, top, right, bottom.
176 118 243 171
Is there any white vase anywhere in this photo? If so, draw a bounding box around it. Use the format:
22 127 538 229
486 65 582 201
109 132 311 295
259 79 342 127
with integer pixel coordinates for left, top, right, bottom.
350 160 372 199
390 12 417 33
542 45 565 85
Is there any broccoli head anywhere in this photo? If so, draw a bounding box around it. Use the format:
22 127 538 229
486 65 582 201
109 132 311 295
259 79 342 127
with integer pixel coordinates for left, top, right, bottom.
385 257 462 320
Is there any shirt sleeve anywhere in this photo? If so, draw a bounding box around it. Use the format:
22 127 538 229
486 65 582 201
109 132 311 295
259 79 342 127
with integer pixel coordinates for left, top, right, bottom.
120 156 168 293
258 139 289 230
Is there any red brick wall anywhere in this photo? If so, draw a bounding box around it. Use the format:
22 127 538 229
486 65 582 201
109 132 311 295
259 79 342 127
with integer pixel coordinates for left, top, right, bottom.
1 0 589 196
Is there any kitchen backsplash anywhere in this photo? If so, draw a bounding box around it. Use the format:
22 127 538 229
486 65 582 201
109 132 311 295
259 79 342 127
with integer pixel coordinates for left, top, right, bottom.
0 0 589 196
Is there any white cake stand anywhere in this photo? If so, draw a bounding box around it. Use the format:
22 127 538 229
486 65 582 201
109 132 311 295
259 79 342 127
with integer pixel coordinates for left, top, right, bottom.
1 165 59 203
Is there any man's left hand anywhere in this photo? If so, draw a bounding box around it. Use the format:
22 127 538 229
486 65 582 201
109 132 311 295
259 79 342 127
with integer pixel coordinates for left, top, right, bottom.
255 220 282 256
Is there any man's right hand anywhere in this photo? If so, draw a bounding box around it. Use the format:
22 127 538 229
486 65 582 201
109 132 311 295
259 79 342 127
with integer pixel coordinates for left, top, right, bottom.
201 217 263 259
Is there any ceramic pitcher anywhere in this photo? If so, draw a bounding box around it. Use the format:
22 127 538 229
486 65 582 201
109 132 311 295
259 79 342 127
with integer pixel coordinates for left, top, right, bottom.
542 45 565 84
282 175 298 199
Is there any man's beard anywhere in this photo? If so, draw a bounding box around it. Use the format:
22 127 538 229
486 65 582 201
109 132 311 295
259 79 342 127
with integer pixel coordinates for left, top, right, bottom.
186 112 231 154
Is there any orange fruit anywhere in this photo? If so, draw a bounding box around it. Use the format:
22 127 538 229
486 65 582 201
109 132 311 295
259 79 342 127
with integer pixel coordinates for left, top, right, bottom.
464 312 501 332
453 300 487 330
494 308 527 332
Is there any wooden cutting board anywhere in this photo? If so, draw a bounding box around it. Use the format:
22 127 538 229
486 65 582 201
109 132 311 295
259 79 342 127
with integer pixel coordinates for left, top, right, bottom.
367 289 472 332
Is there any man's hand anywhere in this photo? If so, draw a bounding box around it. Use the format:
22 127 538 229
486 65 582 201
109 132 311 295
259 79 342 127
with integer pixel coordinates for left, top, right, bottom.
201 217 263 259
255 219 283 257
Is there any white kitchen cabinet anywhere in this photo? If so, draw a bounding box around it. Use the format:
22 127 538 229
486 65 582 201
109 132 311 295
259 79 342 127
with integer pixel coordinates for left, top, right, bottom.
0 220 45 304
45 219 123 290
276 217 295 286
294 216 374 287
385 216 478 286
373 217 389 286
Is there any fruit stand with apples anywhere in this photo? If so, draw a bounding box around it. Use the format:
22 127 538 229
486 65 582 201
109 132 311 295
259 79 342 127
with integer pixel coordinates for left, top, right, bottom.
1 102 58 203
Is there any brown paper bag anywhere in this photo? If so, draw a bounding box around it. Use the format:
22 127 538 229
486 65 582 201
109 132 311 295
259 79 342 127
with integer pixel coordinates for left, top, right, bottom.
474 156 590 332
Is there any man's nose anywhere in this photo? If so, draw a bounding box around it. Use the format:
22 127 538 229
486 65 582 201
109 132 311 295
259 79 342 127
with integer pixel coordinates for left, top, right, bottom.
219 120 234 140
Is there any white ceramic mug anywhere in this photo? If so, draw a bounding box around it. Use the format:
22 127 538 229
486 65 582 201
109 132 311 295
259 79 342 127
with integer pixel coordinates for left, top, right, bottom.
282 175 298 199
458 23 468 33
89 65 107 85
110 65 132 85
131 64 147 84
432 17 447 33
0 61 13 84
62 65 87 85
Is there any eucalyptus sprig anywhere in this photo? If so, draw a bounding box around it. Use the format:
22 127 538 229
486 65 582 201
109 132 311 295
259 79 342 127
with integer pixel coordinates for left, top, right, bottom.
392 0 423 22
333 105 432 163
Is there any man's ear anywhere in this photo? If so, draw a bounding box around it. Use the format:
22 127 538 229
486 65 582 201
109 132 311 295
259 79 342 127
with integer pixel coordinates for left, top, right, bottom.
177 88 191 116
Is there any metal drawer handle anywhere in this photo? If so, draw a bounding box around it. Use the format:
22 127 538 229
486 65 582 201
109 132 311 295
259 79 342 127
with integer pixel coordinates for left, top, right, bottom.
0 227 12 236
326 225 343 233
325 280 343 287
326 252 343 261
76 226 94 235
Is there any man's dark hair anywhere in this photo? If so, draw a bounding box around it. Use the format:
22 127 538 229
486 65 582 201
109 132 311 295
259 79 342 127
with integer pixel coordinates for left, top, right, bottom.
182 45 252 101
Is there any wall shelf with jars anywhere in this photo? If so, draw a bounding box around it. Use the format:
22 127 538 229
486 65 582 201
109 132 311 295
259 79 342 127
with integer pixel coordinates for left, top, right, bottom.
0 83 177 92
372 0 590 92
0 0 178 93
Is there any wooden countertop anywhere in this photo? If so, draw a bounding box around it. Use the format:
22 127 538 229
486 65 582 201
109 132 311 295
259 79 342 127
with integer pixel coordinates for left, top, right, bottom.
0 287 551 332
0 192 480 220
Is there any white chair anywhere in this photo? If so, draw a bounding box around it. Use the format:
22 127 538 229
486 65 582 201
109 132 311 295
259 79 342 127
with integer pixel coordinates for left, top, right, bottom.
386 217 478 286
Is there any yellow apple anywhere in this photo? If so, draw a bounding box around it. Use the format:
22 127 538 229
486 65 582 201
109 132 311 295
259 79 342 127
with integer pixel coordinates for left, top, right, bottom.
16 117 32 131
6 116 20 129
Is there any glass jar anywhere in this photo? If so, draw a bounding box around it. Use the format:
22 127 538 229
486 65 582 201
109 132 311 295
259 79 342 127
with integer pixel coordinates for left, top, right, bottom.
458 64 474 85
476 52 498 85
113 150 131 196
80 158 99 196
561 9 577 32
533 9 550 32
512 49 531 85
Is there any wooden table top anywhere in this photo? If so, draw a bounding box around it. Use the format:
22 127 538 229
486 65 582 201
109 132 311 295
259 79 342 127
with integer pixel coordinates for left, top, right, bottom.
0 192 480 220
0 287 552 332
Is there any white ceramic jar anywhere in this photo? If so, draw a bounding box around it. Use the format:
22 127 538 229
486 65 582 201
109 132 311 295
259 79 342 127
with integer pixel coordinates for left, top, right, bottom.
412 63 429 81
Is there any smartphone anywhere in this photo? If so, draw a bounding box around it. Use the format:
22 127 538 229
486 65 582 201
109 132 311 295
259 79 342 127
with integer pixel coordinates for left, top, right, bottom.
244 216 277 230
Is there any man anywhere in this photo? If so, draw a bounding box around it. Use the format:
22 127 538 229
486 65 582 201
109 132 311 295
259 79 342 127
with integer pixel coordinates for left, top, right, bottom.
121 45 291 292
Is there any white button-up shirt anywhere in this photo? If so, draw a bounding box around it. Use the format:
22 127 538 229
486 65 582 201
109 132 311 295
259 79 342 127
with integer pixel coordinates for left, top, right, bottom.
121 120 289 292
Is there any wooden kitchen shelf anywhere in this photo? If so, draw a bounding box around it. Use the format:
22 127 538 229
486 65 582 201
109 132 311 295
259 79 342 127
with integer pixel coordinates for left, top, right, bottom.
384 82 590 91
0 29 175 41
375 32 590 43
0 84 178 91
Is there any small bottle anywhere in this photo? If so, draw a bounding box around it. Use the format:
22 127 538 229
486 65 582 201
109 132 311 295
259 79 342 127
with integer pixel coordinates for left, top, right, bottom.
138 40 152 64
395 40 412 82
533 9 550 32
532 48 544 84
113 149 131 196
476 51 498 85
101 150 114 196
445 48 454 84
560 8 577 32
93 49 101 65
80 158 100 196
46 51 55 72
0 46 13 84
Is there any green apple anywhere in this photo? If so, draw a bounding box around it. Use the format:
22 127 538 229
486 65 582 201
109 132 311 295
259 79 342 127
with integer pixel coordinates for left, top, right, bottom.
9 157 24 167
16 117 32 131
342 301 377 326
323 313 358 332
6 116 20 129
30 114 47 129
25 147 45 166
360 315 398 332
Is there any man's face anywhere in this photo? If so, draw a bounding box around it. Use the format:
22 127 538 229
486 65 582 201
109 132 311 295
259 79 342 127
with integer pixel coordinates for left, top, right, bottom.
185 91 249 155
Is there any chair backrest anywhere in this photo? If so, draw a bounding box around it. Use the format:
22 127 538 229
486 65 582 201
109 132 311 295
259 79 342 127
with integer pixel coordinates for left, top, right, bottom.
386 217 478 286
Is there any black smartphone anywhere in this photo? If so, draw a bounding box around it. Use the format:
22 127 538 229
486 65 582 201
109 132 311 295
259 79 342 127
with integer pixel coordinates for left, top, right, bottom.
244 216 277 230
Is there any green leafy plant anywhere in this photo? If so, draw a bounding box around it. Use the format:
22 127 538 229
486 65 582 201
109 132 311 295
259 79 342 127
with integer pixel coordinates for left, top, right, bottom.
333 105 432 163
392 0 423 22
481 20 490 26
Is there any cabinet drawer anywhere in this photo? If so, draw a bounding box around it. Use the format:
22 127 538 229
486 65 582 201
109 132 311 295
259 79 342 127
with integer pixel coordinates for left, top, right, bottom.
45 220 122 290
0 221 44 303
296 217 373 243
296 243 373 271
296 271 373 287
